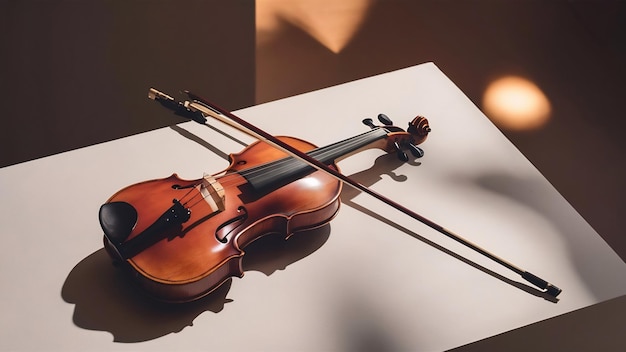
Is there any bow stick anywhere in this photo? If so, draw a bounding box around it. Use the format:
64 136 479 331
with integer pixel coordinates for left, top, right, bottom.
148 88 562 299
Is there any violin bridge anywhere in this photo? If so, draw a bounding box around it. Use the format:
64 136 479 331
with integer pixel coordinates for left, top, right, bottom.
200 174 226 212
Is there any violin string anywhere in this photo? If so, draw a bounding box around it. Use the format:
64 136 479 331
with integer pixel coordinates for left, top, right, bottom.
173 185 196 205
177 185 207 209
180 184 203 207
177 128 388 213
195 128 382 193
239 128 386 186
233 128 383 190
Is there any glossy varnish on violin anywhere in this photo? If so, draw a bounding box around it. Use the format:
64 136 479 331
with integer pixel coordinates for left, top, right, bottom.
100 122 427 302
103 137 342 302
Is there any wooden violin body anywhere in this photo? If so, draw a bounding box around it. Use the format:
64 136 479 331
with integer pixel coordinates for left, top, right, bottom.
102 137 342 302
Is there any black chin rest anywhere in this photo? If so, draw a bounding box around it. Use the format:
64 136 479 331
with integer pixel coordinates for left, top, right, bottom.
99 201 138 244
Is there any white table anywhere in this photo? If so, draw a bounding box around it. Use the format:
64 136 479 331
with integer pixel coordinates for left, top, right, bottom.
2 63 625 351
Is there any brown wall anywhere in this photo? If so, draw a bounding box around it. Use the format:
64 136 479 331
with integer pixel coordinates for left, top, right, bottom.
0 0 255 167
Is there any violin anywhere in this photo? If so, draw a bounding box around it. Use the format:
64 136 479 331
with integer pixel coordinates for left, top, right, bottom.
98 89 561 303
99 107 430 302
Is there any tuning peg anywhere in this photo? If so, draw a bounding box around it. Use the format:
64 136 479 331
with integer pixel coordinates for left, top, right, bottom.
362 118 377 129
408 143 424 158
394 141 409 162
377 113 393 126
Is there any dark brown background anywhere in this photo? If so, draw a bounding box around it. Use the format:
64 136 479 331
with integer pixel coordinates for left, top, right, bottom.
2 0 625 350
0 0 254 167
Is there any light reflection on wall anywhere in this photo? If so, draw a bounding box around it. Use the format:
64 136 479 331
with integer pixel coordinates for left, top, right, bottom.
482 76 551 131
256 0 373 53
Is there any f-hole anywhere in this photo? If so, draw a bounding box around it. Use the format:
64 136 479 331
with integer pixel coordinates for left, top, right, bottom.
215 206 248 243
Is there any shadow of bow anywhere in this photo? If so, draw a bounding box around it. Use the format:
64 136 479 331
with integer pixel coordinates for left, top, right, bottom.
341 153 558 302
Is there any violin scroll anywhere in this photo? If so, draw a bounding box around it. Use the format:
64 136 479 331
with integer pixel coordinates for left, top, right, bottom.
363 114 431 161
408 116 431 140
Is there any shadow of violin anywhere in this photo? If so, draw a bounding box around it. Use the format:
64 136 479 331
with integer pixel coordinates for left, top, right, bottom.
340 150 421 203
61 225 330 343
61 248 231 342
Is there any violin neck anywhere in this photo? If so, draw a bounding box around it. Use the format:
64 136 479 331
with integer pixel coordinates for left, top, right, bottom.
308 127 389 163
240 128 389 193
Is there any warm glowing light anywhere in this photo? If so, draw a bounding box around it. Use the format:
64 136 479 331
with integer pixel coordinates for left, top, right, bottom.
256 0 373 53
483 76 551 131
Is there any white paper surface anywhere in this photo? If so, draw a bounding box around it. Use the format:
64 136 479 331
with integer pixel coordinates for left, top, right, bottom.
1 63 625 351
